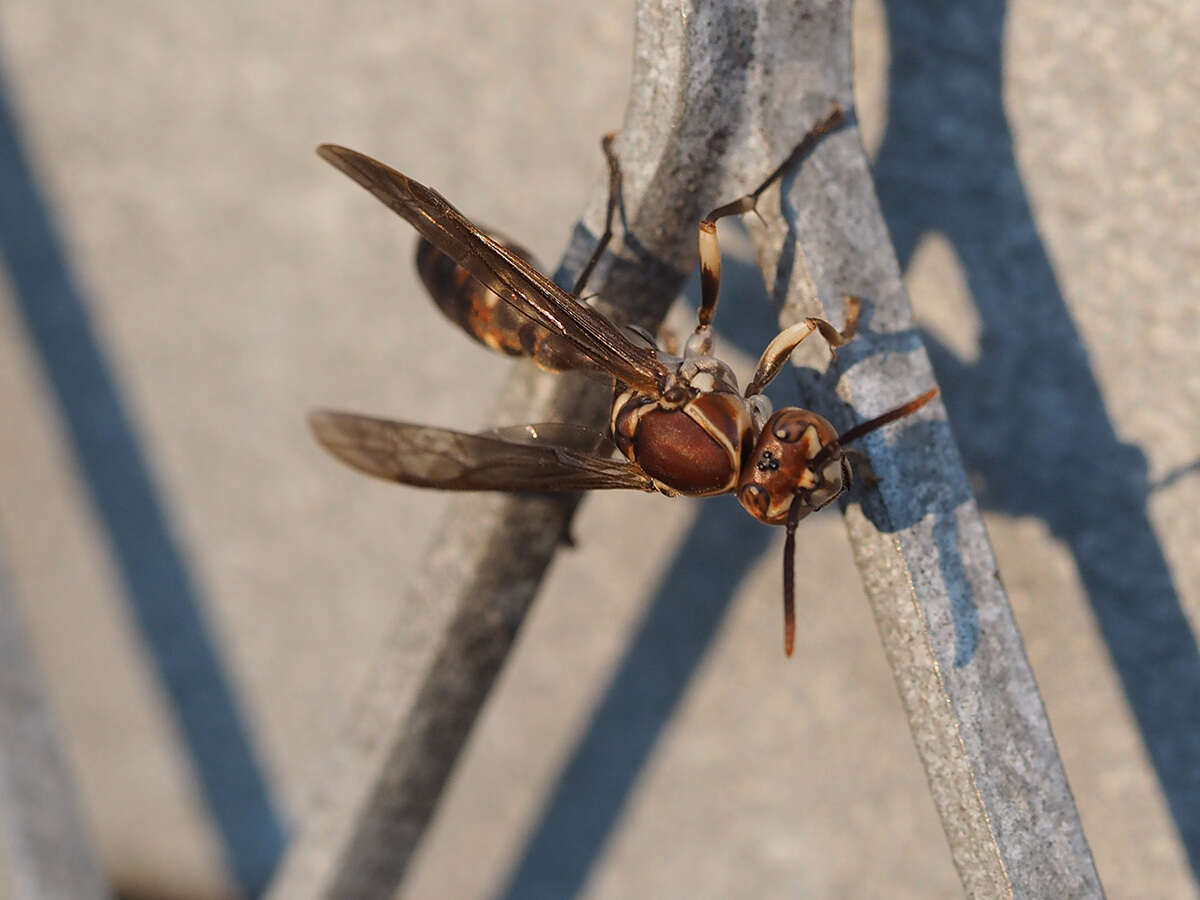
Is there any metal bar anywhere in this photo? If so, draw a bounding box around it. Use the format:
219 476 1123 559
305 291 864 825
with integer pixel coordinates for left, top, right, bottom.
0 568 110 899
733 3 1105 897
270 0 1104 896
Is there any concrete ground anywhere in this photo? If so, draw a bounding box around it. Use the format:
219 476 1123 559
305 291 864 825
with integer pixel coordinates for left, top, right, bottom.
0 0 1197 897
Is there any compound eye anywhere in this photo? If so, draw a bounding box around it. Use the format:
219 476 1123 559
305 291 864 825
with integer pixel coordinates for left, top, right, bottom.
772 411 808 443
738 483 770 520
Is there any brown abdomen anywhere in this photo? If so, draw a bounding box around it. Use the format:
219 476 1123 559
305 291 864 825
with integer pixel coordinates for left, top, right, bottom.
415 235 533 357
415 236 599 373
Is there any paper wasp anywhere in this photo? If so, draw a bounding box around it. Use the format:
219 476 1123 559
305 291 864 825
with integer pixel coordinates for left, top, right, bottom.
310 106 937 655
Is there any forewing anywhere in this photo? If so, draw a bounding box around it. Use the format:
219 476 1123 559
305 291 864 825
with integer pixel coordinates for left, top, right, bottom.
486 422 617 455
317 144 670 395
309 410 656 493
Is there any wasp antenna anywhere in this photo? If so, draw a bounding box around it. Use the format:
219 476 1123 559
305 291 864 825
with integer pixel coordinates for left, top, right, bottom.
838 388 938 447
806 388 939 474
782 498 805 657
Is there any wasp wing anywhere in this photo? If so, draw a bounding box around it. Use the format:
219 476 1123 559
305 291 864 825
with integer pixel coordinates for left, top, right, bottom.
317 145 671 396
484 422 617 456
309 410 658 493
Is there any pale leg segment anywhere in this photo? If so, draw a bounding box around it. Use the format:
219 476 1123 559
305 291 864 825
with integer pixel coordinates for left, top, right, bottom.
694 104 846 344
744 295 861 398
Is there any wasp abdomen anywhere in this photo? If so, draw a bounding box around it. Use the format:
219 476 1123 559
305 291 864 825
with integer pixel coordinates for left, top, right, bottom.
416 235 600 373
415 234 533 357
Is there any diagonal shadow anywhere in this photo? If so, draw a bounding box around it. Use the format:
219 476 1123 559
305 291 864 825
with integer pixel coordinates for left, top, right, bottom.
874 0 1200 878
495 495 774 900
0 63 285 894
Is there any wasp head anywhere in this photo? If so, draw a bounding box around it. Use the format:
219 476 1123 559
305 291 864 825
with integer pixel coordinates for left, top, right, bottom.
736 407 846 526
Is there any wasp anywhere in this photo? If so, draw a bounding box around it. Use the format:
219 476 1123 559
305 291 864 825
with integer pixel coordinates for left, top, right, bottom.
310 106 937 656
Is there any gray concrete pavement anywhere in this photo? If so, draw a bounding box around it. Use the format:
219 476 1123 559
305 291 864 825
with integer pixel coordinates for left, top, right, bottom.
0 0 1196 897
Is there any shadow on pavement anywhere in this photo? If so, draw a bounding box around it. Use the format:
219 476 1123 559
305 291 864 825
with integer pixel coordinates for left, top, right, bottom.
0 63 285 896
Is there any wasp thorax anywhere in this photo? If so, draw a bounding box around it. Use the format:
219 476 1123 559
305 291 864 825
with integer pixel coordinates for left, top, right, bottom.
612 388 752 496
736 407 845 525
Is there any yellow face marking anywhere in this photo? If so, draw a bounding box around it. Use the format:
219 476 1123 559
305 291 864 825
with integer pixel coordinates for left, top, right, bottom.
797 425 822 461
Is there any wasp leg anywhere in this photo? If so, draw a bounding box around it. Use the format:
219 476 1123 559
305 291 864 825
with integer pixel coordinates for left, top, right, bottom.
571 132 622 298
744 295 860 397
695 103 845 348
